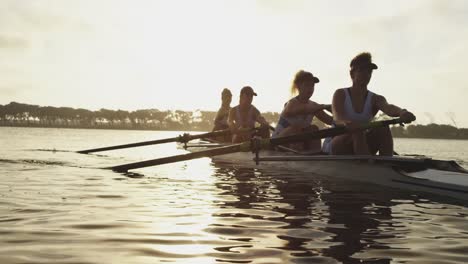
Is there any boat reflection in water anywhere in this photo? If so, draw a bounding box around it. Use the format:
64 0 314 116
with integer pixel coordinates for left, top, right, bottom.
206 163 465 263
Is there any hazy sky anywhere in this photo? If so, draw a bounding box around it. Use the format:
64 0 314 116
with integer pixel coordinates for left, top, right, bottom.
1 0 467 126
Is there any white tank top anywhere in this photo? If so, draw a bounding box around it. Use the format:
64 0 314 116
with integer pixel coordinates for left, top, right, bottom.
322 88 374 153
343 88 374 122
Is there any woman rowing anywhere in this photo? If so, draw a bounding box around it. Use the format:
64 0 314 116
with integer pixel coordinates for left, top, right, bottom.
228 86 270 143
272 70 333 152
212 88 232 131
210 88 232 142
326 52 415 156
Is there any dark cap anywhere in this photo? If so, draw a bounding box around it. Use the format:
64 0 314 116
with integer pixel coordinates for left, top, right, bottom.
311 75 320 83
240 86 257 96
350 52 378 70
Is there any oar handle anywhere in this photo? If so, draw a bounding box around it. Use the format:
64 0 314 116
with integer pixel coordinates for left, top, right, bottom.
269 117 410 147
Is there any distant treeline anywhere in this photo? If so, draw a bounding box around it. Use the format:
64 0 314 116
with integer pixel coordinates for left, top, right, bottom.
1 102 467 139
0 102 279 131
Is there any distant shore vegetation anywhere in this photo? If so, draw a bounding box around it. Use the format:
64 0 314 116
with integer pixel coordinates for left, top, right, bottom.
1 102 467 140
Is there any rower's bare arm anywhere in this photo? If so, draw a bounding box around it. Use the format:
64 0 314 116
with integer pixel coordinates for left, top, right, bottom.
255 109 269 127
375 95 416 122
214 110 224 126
258 116 269 127
375 95 400 117
332 89 348 125
315 110 333 126
284 100 327 117
227 108 238 132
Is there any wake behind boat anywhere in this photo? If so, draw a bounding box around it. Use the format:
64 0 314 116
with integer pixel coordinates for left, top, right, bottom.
181 140 468 202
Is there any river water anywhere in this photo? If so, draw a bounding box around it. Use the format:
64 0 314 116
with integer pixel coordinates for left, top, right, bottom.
1 127 467 264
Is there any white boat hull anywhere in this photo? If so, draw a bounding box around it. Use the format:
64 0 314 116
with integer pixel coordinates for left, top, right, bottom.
182 143 468 202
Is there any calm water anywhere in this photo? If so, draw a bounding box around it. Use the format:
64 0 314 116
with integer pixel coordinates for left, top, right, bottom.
1 127 467 264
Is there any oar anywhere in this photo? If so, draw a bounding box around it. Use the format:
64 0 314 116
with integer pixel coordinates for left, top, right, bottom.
77 129 232 154
270 117 409 145
107 118 410 172
108 142 253 172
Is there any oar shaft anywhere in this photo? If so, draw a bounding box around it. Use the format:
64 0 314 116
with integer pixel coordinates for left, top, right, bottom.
108 143 245 172
269 118 405 147
77 137 177 154
78 129 231 154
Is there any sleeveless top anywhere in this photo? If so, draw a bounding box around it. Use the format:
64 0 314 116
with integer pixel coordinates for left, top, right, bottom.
272 97 314 138
232 105 256 128
342 88 374 122
322 87 374 153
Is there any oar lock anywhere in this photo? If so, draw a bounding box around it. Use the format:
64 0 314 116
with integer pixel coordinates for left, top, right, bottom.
178 133 192 149
249 136 272 165
250 136 262 165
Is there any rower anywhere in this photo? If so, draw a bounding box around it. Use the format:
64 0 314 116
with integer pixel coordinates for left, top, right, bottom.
228 86 270 143
327 52 416 156
210 88 232 142
212 88 232 131
272 70 333 152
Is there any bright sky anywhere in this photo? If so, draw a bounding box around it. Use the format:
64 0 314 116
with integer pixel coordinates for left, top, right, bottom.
1 0 467 126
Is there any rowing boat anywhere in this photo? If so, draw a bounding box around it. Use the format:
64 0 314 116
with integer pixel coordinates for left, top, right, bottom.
93 117 467 201
181 141 468 202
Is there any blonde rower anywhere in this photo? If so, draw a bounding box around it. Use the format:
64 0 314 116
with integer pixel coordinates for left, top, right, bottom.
272 70 333 152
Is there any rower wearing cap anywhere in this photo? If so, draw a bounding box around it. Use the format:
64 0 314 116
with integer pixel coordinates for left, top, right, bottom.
272 70 333 152
228 86 270 143
327 52 416 156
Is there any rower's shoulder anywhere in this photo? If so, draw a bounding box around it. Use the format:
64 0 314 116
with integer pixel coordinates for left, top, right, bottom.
307 100 320 107
228 105 237 115
332 88 347 99
251 105 261 114
334 88 348 94
371 92 385 102
217 106 229 113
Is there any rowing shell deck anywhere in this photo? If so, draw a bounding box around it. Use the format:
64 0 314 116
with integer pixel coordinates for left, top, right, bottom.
182 142 468 202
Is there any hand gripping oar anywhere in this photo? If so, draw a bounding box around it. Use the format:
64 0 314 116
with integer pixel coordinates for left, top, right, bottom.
107 118 411 172
77 129 232 154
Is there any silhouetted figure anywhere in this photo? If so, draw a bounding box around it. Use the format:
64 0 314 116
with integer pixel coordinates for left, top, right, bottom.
210 88 232 142
272 70 333 152
213 88 232 131
327 52 416 155
228 86 270 143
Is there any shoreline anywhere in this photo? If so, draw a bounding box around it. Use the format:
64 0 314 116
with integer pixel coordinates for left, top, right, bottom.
2 123 467 140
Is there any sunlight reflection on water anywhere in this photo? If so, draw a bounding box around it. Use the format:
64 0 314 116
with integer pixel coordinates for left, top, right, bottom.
1 127 468 263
